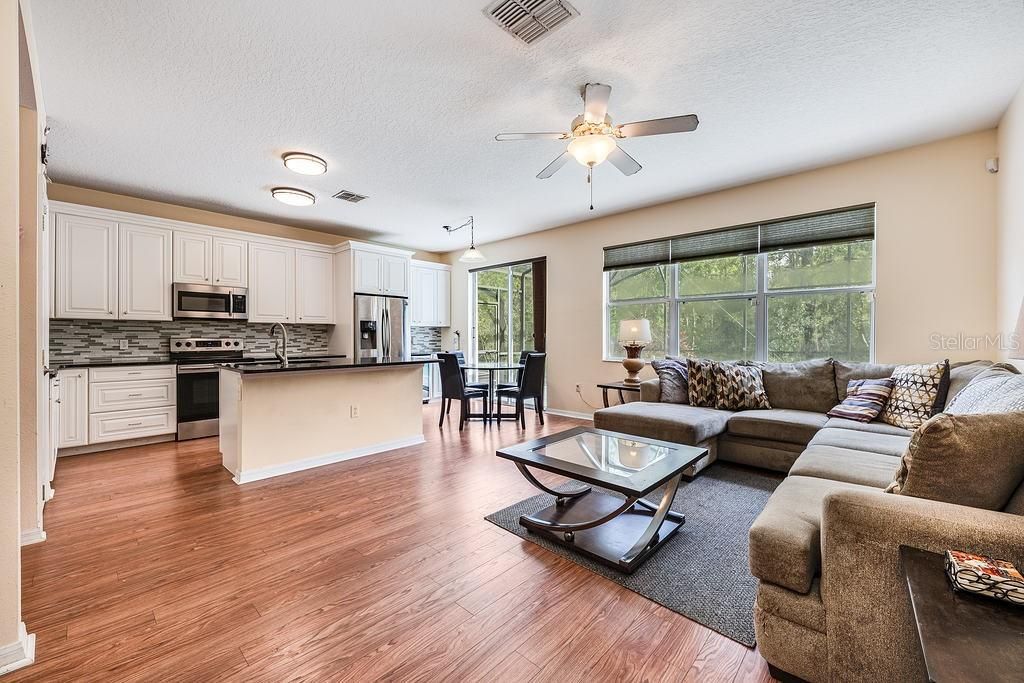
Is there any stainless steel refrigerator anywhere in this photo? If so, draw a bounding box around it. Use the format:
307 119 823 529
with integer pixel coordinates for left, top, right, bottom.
354 294 409 360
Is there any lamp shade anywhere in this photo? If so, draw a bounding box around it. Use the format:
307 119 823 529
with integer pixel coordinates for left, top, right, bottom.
618 319 652 345
1012 298 1024 360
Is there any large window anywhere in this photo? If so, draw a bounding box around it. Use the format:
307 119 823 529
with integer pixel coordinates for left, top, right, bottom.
604 207 875 362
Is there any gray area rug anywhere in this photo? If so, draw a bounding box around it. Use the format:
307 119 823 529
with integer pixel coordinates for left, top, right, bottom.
485 463 783 646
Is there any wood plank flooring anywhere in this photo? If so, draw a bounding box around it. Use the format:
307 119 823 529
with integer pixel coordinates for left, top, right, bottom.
14 404 772 682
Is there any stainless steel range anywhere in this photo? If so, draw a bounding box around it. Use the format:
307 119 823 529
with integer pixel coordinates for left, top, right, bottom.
170 337 245 440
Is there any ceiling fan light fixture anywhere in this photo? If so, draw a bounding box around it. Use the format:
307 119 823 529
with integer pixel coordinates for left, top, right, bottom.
271 187 316 206
568 134 616 167
282 152 327 175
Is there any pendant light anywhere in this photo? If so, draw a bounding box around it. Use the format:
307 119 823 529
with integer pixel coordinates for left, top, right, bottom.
442 216 486 263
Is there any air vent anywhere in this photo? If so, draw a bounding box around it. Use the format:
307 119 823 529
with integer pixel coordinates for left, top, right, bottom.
332 189 368 203
484 0 578 45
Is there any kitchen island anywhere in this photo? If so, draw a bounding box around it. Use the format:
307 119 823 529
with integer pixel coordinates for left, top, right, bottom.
218 357 436 484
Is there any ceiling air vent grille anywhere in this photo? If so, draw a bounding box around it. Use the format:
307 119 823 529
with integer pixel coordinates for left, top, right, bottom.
332 189 368 203
484 0 578 45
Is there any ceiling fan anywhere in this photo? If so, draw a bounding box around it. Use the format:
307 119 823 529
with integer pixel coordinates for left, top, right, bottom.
495 83 699 184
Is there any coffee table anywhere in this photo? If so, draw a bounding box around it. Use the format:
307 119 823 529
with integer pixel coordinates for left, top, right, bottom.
496 426 707 574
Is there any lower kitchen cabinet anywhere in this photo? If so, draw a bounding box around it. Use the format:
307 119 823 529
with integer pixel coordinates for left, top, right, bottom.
89 406 177 444
57 368 89 448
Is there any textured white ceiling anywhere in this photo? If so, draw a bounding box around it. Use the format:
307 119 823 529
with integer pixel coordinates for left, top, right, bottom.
29 0 1024 252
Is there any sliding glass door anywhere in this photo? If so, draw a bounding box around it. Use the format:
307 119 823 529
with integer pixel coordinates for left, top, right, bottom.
471 259 546 363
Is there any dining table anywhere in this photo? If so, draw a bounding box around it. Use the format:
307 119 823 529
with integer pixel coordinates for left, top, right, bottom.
460 361 524 418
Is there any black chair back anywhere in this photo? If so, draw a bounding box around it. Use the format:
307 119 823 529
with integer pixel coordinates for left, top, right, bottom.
518 353 546 400
437 353 467 399
448 350 467 365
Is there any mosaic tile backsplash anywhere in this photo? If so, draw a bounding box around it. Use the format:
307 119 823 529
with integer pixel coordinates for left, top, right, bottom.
411 327 444 355
50 319 331 365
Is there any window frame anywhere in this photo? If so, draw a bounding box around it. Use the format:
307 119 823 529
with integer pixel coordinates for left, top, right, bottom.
603 242 876 362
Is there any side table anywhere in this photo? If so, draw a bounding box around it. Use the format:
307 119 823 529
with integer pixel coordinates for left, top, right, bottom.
597 381 642 408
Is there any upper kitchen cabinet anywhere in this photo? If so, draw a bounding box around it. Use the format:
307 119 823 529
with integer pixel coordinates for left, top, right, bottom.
54 213 119 319
382 255 409 296
248 242 295 323
410 260 451 327
343 241 412 297
119 223 173 320
212 237 247 287
172 232 212 284
353 249 383 294
295 249 334 324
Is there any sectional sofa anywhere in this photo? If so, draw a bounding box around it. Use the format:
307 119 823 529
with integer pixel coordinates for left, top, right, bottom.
593 358 1024 682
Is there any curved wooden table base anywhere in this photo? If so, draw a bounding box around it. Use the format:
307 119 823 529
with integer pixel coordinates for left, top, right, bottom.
514 463 685 574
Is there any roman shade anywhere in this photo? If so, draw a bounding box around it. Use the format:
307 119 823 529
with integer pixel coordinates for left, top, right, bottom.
603 204 875 271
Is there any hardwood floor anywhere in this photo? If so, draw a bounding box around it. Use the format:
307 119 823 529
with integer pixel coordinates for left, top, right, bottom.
14 404 772 682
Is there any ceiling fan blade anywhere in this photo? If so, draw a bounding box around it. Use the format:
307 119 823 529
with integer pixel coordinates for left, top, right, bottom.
607 146 642 176
536 152 571 179
583 83 612 124
495 132 569 141
617 114 699 138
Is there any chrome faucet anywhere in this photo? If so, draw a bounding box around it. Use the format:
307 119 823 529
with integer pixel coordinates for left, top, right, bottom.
271 322 289 366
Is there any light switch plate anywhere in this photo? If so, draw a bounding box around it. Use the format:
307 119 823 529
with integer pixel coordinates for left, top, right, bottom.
350 405 360 419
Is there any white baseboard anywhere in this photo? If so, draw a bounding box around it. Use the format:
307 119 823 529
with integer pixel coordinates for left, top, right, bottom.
0 623 35 675
20 528 46 546
232 434 426 485
545 408 594 421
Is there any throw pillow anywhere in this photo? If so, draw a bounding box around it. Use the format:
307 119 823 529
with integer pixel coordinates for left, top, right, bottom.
714 362 771 410
879 361 950 430
885 412 1024 510
651 357 689 404
827 378 894 422
947 367 1024 414
686 358 718 408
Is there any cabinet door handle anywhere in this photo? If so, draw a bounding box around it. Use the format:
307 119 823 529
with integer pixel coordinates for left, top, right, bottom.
127 393 143 398
127 422 143 427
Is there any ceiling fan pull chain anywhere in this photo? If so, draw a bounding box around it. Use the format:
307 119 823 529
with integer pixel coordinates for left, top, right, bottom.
589 166 594 211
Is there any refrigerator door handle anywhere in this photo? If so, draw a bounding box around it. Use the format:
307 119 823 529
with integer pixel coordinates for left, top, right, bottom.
382 306 390 358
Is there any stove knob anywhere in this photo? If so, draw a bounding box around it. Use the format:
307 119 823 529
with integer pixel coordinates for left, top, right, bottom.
233 341 240 347
185 341 193 348
174 341 182 347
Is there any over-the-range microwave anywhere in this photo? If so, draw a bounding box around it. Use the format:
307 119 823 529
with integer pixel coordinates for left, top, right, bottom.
172 283 248 320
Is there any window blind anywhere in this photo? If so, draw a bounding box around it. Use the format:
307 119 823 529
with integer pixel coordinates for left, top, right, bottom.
602 203 875 271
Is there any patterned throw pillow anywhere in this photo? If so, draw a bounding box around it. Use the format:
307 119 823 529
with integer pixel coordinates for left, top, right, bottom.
714 363 771 410
651 357 689 404
686 358 718 407
879 361 950 430
828 379 894 422
947 368 1024 414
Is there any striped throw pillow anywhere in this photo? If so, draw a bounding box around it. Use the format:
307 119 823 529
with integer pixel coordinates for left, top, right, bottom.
828 378 894 422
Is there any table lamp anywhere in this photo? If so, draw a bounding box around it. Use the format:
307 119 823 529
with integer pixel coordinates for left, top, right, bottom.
618 319 652 385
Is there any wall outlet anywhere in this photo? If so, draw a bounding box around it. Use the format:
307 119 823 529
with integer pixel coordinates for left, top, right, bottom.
119 339 129 350
350 404 360 419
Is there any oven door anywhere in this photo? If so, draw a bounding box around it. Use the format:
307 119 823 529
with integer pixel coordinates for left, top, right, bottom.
173 283 243 320
176 364 220 439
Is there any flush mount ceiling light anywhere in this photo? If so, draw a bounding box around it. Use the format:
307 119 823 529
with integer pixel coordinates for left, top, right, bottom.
282 152 327 175
442 216 486 263
271 187 315 207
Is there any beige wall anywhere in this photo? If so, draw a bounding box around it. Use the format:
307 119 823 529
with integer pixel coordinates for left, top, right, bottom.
998 82 1024 366
47 184 443 262
445 130 999 415
1 0 24 652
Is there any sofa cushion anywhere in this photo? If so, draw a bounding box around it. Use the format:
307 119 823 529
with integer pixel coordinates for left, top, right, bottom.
879 361 951 430
717 435 804 473
808 427 911 457
886 412 1024 510
823 417 912 437
756 579 826 633
651 358 688 404
833 361 896 400
944 360 997 409
714 362 771 410
728 409 828 445
592 402 731 445
686 358 718 407
747 359 837 413
827 378 893 422
749 475 877 593
639 378 661 402
789 445 902 488
947 367 1024 414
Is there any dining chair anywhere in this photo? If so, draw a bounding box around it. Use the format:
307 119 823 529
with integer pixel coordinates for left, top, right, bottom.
495 352 546 427
496 349 532 391
447 350 489 392
437 353 489 430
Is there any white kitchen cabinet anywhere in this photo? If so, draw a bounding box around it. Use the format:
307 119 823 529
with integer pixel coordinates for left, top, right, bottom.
119 223 173 320
382 255 409 296
213 237 247 286
354 250 384 294
248 242 295 323
410 261 451 327
173 232 212 284
295 249 334 324
56 368 88 448
89 406 177 444
53 213 118 319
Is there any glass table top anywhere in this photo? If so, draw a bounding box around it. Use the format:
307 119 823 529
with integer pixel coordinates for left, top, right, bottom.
533 432 672 478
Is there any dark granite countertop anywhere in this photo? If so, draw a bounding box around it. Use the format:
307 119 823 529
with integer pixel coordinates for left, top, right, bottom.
218 356 438 375
53 354 350 370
